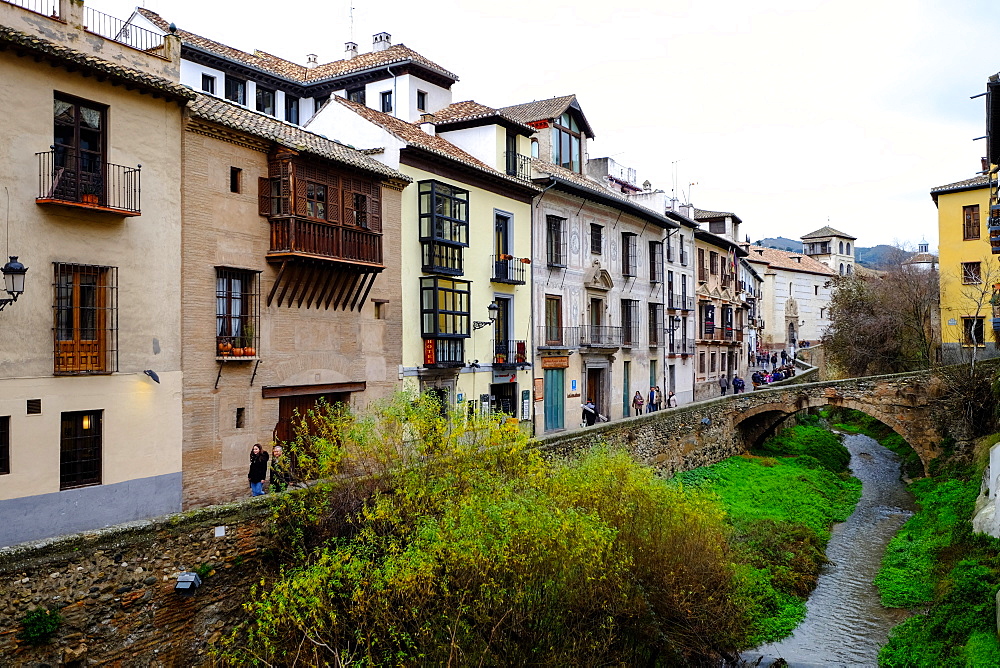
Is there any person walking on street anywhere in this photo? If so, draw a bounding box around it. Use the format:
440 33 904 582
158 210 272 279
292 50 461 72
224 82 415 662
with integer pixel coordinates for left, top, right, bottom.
781 349 788 365
653 386 662 411
583 398 598 426
666 390 678 407
770 353 778 370
733 375 745 394
632 391 645 416
269 444 291 492
719 375 729 396
248 443 269 497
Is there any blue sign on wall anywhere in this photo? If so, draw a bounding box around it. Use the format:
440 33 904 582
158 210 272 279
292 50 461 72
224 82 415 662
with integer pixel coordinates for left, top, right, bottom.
571 379 577 391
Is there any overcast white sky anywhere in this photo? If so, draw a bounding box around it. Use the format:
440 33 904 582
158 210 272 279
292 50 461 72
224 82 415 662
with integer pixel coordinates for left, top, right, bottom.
99 0 995 248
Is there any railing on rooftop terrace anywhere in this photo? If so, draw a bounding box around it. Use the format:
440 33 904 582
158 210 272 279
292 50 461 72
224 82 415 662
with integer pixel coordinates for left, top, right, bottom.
2 0 58 17
504 152 532 180
83 6 165 53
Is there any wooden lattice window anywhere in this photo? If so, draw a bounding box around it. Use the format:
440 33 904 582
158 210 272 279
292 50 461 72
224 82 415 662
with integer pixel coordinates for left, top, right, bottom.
53 263 117 374
306 182 327 220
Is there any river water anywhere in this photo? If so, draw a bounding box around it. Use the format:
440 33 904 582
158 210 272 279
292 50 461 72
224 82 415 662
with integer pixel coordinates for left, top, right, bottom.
741 431 917 668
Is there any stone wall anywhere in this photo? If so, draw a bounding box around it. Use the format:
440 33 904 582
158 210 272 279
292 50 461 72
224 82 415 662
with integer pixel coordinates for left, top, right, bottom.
0 499 275 666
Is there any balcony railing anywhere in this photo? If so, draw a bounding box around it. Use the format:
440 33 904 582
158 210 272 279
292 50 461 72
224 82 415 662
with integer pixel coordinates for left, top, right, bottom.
269 219 382 266
491 255 526 284
504 152 532 180
83 6 166 54
537 325 579 348
580 326 622 347
666 293 694 311
667 340 696 356
4 0 58 16
424 338 465 368
36 150 141 215
494 340 528 367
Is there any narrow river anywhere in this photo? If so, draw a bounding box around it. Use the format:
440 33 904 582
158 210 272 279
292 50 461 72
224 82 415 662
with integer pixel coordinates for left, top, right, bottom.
742 431 917 668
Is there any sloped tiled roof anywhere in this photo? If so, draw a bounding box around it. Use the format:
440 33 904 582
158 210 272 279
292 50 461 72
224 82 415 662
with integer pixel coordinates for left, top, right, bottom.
930 174 990 193
500 94 595 137
330 97 537 190
694 208 743 225
532 159 676 229
0 25 194 103
188 93 407 181
429 100 535 133
745 245 836 276
137 9 458 84
800 225 856 241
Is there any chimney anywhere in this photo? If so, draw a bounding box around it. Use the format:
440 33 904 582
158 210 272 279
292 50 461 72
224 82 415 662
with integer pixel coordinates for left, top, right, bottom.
982 156 989 173
306 53 318 68
419 113 435 136
344 42 357 59
373 32 391 52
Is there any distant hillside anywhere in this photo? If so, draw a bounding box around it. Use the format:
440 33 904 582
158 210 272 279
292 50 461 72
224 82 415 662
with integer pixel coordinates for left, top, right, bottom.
754 237 802 252
855 245 913 269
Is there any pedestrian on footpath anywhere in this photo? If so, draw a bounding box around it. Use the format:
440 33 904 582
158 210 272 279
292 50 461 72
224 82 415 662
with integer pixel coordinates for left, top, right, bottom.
733 375 745 394
781 349 788 365
248 443 269 497
269 444 291 492
719 375 729 396
582 398 598 426
771 353 778 370
666 390 678 407
654 386 662 411
632 391 645 416
647 386 656 413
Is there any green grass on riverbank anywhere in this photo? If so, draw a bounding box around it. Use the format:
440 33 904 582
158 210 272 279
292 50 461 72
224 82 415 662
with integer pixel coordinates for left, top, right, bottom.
673 423 861 645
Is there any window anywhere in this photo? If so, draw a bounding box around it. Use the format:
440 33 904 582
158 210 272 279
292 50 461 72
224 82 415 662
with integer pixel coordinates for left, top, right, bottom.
648 303 663 346
814 285 819 296
839 241 845 254
680 234 687 265
230 167 242 194
201 74 216 94
964 205 981 240
621 299 638 346
380 91 392 113
590 224 603 254
351 193 369 227
846 243 852 254
709 220 725 234
53 95 105 202
225 75 246 105
421 277 471 365
256 86 276 115
60 410 101 490
699 352 706 373
649 241 663 282
710 352 717 372
622 232 637 276
306 181 327 219
547 215 566 267
709 251 719 275
0 416 8 475
347 88 366 105
54 263 117 374
545 295 562 344
285 95 300 124
314 94 330 110
216 268 261 356
416 90 428 111
419 180 469 275
962 262 982 284
531 139 539 158
666 236 674 262
236 407 245 429
552 112 582 172
698 248 707 282
964 317 986 347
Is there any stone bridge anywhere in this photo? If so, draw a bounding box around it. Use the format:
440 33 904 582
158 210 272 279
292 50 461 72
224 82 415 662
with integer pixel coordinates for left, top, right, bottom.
536 366 948 476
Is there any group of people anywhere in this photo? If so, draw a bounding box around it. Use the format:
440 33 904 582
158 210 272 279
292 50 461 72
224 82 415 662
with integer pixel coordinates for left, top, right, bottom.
750 364 796 389
247 443 293 496
718 375 746 395
630 386 678 415
755 348 794 370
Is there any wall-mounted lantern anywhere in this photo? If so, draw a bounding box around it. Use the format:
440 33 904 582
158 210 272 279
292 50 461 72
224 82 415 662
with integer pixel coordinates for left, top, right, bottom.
472 302 499 331
0 256 27 312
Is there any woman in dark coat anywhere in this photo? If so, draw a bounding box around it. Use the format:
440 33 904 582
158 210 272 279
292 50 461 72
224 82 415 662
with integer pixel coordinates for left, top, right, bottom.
248 443 269 496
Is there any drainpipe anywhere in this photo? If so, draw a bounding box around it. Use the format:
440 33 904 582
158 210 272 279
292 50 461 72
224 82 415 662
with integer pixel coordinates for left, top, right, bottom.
386 66 399 118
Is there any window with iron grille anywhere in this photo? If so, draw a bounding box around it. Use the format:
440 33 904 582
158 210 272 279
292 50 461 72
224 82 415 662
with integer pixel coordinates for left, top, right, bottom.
547 215 566 267
964 205 981 240
216 268 260 357
60 410 102 490
621 299 638 345
962 262 982 284
622 233 637 276
420 180 469 274
53 263 117 374
648 303 663 346
649 241 663 282
710 251 719 275
0 416 8 475
590 224 603 254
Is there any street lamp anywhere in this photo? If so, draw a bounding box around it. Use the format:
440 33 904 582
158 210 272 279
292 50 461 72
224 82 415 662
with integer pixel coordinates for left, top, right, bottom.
472 302 499 331
669 315 682 331
0 256 27 312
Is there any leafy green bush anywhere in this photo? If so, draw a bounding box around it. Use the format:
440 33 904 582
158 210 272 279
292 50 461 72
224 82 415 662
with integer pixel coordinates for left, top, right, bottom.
754 425 851 473
19 607 62 646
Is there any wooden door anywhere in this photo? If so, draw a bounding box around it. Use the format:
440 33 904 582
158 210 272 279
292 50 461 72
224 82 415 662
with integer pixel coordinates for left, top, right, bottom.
274 392 348 443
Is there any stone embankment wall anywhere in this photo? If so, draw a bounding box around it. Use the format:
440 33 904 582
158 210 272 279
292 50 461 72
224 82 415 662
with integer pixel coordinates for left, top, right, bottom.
0 499 274 666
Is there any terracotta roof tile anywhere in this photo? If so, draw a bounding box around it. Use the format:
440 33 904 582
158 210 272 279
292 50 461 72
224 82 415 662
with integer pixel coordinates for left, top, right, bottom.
188 93 407 181
800 225 856 240
330 97 537 190
745 245 836 276
137 9 458 84
428 100 534 133
694 208 735 219
930 174 991 194
500 94 577 124
0 24 194 102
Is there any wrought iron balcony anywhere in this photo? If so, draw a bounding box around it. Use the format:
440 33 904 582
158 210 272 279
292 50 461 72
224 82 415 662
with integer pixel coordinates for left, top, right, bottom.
268 218 382 267
504 152 532 180
491 255 526 284
36 150 141 216
667 340 696 356
579 326 622 347
666 293 694 311
536 325 579 349
494 340 528 368
423 338 465 368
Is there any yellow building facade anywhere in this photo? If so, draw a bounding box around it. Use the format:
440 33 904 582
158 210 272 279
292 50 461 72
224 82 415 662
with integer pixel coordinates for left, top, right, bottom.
933 175 995 363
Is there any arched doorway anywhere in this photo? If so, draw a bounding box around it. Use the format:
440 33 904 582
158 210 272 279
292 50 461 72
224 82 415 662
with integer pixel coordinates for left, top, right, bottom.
787 321 797 346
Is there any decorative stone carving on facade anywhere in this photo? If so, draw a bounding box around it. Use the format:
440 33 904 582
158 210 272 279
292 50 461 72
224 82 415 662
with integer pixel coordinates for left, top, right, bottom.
583 260 614 291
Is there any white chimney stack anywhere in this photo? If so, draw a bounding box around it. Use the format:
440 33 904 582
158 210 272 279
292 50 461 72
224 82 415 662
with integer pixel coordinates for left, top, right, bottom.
373 32 391 52
306 53 318 67
344 42 357 59
419 113 435 136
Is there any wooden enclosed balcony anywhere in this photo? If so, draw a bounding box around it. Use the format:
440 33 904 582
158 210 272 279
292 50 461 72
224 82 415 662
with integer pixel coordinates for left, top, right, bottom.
268 218 383 267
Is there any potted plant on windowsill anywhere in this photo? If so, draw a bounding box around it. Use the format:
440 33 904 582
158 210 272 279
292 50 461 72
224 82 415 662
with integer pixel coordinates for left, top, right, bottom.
80 182 100 205
242 322 256 357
